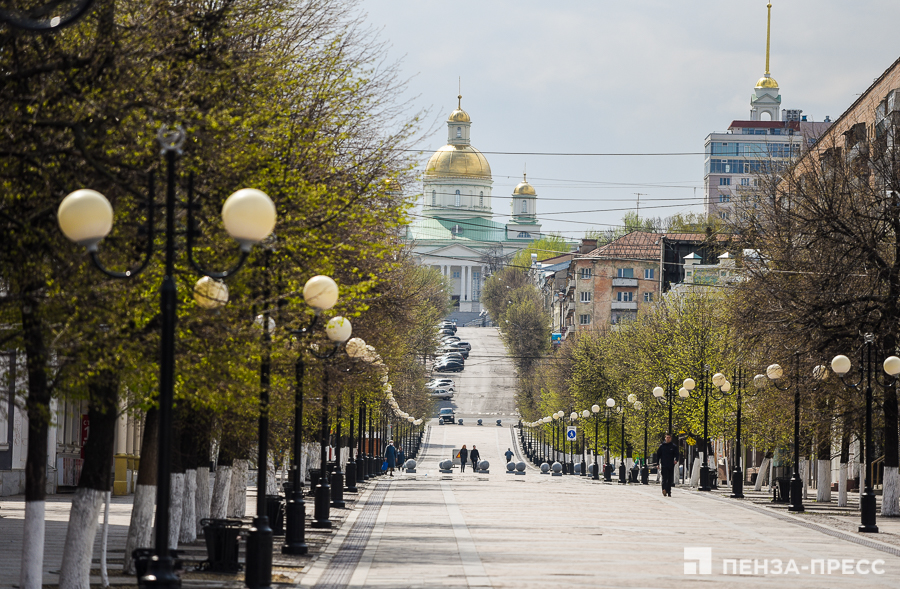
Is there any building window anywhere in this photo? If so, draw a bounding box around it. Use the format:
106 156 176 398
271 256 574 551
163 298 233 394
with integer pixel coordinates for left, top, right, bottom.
432 190 436 205
719 177 731 186
521 200 527 213
719 194 731 203
455 190 461 206
580 291 591 302
579 314 591 325
740 178 750 186
644 268 654 280
479 191 484 206
617 268 634 278
643 292 653 302
517 231 530 238
616 291 634 302
456 126 461 138
720 211 729 220
580 268 591 279
452 271 460 278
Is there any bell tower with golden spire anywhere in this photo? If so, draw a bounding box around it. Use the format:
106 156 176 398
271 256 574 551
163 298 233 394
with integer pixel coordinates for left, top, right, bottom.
750 2 782 121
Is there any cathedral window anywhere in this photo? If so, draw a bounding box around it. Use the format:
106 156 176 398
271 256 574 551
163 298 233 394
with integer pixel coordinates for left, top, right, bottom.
521 200 527 213
432 190 436 206
456 127 461 138
455 190 461 207
517 232 530 238
479 191 484 206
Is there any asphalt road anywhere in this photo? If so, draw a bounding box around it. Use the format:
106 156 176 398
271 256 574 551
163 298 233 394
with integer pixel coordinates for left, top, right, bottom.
432 326 518 421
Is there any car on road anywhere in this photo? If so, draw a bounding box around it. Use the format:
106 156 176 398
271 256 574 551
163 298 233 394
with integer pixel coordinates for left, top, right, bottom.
441 335 461 343
434 359 464 373
439 407 455 423
440 345 468 359
453 341 471 351
429 387 454 400
426 378 455 388
438 352 465 363
439 328 455 337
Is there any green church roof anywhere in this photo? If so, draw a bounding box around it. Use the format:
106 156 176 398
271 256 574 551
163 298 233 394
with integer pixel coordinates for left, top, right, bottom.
406 216 509 243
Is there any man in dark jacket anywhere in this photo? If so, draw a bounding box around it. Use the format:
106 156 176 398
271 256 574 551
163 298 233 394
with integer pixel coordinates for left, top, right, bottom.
459 445 469 472
505 448 514 463
470 446 481 470
656 433 680 497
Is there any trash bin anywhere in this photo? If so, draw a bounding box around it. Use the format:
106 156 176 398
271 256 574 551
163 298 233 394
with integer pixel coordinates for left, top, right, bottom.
774 477 790 503
309 468 322 494
200 518 243 573
282 481 294 498
266 495 285 535
133 548 183 587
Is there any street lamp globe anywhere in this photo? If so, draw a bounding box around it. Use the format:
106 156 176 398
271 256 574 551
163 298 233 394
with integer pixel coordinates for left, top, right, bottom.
325 316 352 342
345 337 367 359
885 356 900 376
812 365 829 380
254 314 276 333
652 386 664 398
712 372 726 387
605 398 615 408
552 413 560 421
683 378 696 391
570 412 578 420
591 404 601 413
831 355 851 375
678 387 689 398
720 381 731 393
753 374 768 389
766 364 783 380
633 401 643 410
57 189 114 250
193 276 228 309
582 409 590 418
221 188 277 251
303 275 339 310
626 393 637 404
407 416 414 423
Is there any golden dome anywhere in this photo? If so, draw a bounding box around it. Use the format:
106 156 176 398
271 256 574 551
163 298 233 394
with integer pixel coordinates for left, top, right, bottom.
755 74 779 89
425 145 491 179
513 178 536 196
448 94 471 122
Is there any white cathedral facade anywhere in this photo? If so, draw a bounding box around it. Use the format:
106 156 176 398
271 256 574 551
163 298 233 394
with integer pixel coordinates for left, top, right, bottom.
404 97 542 313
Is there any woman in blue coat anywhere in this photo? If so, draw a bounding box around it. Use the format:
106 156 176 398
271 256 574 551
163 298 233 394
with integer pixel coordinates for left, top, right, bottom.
384 441 398 477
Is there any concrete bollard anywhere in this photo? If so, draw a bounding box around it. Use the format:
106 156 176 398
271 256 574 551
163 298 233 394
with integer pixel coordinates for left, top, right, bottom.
405 459 417 473
515 461 527 475
573 462 581 475
439 460 453 473
552 462 563 476
506 462 516 473
477 419 483 426
540 463 550 474
496 419 502 426
477 460 490 473
457 418 463 425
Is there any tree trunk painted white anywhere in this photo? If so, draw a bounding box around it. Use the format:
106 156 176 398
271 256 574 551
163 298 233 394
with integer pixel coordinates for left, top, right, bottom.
179 470 197 543
210 466 232 520
101 491 110 588
196 466 211 535
168 473 185 549
59 487 105 589
800 459 809 500
266 454 277 495
838 462 848 507
228 459 248 517
754 457 770 491
881 466 900 516
690 456 701 488
20 500 45 589
817 459 832 503
123 484 155 574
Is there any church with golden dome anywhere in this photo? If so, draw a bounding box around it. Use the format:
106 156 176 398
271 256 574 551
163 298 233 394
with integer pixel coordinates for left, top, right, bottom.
404 96 542 312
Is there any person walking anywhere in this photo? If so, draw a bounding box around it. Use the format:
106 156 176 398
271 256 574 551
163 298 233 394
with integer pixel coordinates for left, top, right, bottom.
384 440 398 477
470 445 481 471
505 448 514 463
397 446 406 471
458 445 469 472
656 433 680 496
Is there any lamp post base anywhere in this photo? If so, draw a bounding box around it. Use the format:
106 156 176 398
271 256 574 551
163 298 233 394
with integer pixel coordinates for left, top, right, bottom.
698 465 711 492
640 466 649 485
331 470 345 508
345 460 358 493
731 469 744 498
140 554 181 588
618 463 626 484
282 492 308 555
245 516 273 589
788 475 804 512
592 460 600 481
859 491 878 533
311 483 332 529
604 464 612 482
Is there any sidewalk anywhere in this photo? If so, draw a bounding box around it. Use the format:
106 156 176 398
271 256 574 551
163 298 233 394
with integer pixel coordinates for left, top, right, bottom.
0 479 376 588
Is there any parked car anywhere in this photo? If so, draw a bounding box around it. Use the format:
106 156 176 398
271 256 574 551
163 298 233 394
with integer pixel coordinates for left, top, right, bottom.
441 335 461 343
439 407 455 423
439 329 455 337
434 359 464 373
453 341 471 351
440 344 468 359
438 353 465 366
426 378 455 388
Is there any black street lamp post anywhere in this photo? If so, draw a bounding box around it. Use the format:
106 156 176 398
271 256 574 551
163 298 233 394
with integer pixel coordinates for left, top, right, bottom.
652 376 689 439
57 127 275 588
580 409 590 476
682 369 732 493
591 404 601 480
830 335 900 533
730 367 747 499
618 405 627 485
640 408 649 485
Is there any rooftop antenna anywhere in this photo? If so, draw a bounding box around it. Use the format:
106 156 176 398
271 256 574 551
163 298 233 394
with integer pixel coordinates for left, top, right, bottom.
765 3 772 76
458 77 462 108
634 193 646 217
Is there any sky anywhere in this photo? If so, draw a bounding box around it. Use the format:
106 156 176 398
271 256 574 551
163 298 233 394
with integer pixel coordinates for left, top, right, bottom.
362 0 900 238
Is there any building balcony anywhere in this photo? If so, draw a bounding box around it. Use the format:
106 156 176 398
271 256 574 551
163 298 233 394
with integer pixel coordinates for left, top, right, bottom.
612 278 638 287
611 301 638 311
